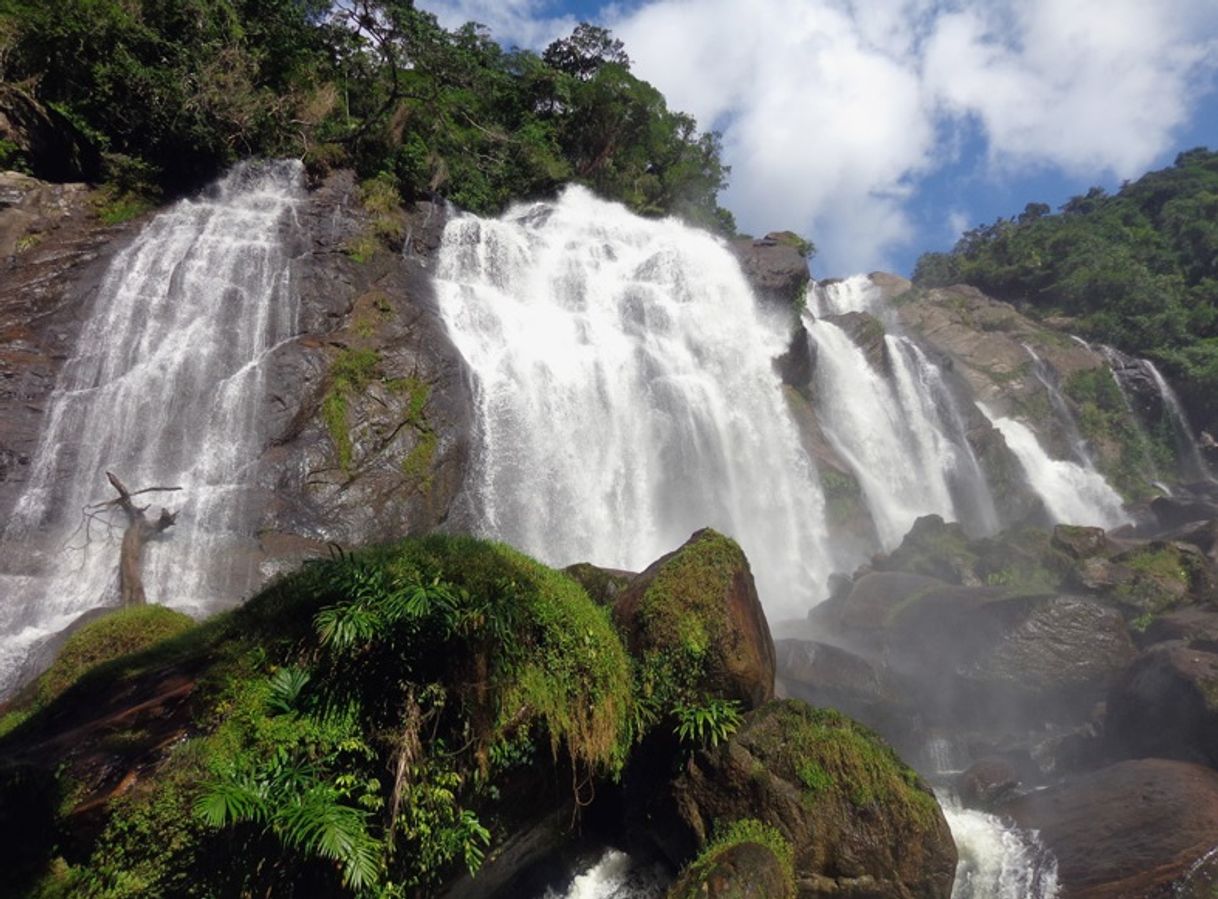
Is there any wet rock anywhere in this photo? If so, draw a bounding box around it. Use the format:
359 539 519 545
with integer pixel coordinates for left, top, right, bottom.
1106 642 1218 767
818 569 1134 726
955 757 1021 811
774 638 900 733
730 232 810 309
0 85 101 182
1151 495 1218 530
774 322 815 394
0 172 140 516
667 840 790 899
1003 759 1218 898
614 528 775 709
1051 524 1114 559
662 700 956 899
563 562 635 607
824 310 888 373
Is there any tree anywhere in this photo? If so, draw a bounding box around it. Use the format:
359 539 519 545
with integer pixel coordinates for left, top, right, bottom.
542 22 630 80
101 472 180 606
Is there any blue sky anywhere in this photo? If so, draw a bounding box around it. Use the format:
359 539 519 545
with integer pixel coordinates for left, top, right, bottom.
417 0 1218 279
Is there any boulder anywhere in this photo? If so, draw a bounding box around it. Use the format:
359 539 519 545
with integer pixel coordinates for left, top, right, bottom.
1106 641 1218 767
774 638 904 737
1003 759 1218 898
730 232 810 309
818 569 1134 726
954 757 1020 811
667 831 792 899
562 562 635 607
663 700 956 899
614 528 775 710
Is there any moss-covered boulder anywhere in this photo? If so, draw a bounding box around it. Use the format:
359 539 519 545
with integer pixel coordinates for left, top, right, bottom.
563 562 635 607
614 528 775 712
663 700 955 899
0 536 635 899
667 819 794 899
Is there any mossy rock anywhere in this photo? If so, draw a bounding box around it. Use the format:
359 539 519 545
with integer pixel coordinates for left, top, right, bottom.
563 562 635 607
667 819 794 899
665 700 955 899
0 536 636 898
613 528 775 713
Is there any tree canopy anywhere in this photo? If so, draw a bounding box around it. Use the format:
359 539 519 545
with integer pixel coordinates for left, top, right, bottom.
0 1 734 231
913 148 1218 430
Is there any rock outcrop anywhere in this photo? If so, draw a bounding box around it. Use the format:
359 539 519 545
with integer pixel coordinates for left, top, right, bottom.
1003 759 1218 898
665 700 956 899
730 231 810 310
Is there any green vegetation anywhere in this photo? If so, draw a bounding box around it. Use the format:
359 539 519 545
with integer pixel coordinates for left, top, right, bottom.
1 536 636 896
0 606 193 738
1064 367 1170 499
0 3 733 231
913 148 1218 430
322 347 381 473
630 530 751 733
820 466 864 528
672 818 796 899
673 696 743 749
744 701 939 826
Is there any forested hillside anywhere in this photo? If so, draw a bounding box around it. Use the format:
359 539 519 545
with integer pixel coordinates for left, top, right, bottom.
914 149 1218 431
0 0 734 231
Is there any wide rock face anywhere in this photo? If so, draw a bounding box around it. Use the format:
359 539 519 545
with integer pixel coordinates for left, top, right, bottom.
0 173 143 514
666 700 956 899
251 170 473 574
1003 759 1218 898
614 528 776 709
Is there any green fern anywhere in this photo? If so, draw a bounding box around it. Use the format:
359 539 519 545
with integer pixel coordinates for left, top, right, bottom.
673 697 743 748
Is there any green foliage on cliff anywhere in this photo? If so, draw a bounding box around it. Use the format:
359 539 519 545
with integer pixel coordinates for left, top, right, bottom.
0 1 733 231
913 148 1218 428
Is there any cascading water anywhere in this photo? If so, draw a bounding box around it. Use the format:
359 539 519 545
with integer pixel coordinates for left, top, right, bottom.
434 186 831 618
0 161 304 693
979 404 1128 528
805 318 972 549
812 274 879 315
1023 345 1093 466
542 851 667 899
1146 360 1212 483
942 795 1060 899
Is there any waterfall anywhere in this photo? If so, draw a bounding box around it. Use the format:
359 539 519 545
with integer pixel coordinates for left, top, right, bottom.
888 336 999 535
434 186 831 619
979 405 1128 528
805 319 958 550
1145 360 1211 482
1023 345 1093 465
811 274 879 315
0 160 304 693
542 850 666 899
942 794 1060 899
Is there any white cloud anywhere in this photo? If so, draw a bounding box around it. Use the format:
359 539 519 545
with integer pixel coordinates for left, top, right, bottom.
418 0 1218 274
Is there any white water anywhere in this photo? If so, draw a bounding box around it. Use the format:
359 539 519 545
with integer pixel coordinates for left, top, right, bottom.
434 186 831 617
943 794 1060 899
542 850 666 899
0 161 304 693
806 318 958 550
980 405 1128 528
1023 345 1092 466
1146 360 1211 482
812 274 879 315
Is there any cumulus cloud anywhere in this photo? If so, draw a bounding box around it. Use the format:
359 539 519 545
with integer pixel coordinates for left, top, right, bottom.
419 0 1218 273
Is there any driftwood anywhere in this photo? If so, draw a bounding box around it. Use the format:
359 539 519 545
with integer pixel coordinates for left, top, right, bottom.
103 472 180 606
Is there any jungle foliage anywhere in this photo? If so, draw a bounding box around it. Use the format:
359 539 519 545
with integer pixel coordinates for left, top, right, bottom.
0 0 734 231
913 148 1218 428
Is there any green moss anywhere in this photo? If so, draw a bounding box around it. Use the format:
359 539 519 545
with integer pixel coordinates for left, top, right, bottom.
0 606 194 739
93 189 155 226
1111 544 1197 612
745 701 940 828
323 348 382 474
673 818 796 899
401 429 437 491
631 530 747 728
820 467 863 527
1064 367 1162 501
38 607 194 706
342 231 379 263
